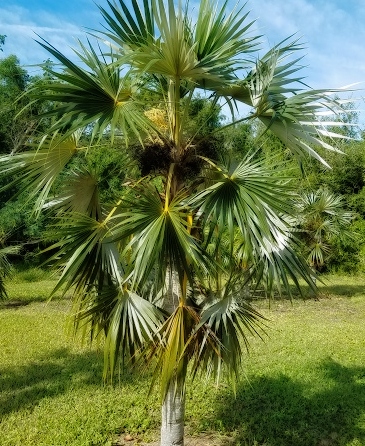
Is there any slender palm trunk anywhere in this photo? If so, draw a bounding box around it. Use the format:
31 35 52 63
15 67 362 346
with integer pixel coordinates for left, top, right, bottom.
160 266 186 446
162 59 185 441
160 380 185 446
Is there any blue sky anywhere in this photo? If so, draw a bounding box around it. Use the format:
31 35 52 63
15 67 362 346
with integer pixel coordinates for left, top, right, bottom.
0 0 364 93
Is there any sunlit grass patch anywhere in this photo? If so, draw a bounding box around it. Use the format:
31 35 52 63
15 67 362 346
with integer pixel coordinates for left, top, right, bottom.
2 268 68 304
1 273 365 445
12 266 51 283
0 300 160 446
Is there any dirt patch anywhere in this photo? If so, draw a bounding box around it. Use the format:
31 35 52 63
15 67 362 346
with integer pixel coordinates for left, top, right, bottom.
113 433 235 446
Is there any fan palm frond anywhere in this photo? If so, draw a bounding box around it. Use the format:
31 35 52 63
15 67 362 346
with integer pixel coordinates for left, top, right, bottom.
193 0 260 85
252 241 317 297
190 154 293 258
99 0 259 85
217 38 350 163
46 211 122 297
110 183 212 291
45 167 102 220
194 0 260 65
33 39 157 143
98 0 156 49
191 276 266 383
294 188 354 270
258 91 348 166
103 287 165 379
0 133 79 214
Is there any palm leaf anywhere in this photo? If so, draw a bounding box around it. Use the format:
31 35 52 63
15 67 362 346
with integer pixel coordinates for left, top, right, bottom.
146 303 201 400
121 0 204 80
33 39 156 143
45 167 102 220
191 278 266 383
194 0 260 86
294 189 354 270
98 0 155 49
100 0 201 79
0 133 78 215
109 184 212 292
189 155 321 296
258 92 347 166
252 240 318 297
68 278 164 381
99 0 259 84
215 36 305 109
190 154 293 259
103 287 165 379
46 212 122 297
216 38 350 163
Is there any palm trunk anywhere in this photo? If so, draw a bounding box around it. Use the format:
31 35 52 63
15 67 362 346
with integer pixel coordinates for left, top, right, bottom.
164 265 180 314
160 380 185 446
160 266 186 446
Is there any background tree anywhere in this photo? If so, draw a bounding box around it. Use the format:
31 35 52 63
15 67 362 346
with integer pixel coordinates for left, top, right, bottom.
0 55 51 255
0 35 5 52
0 54 31 154
294 188 354 272
1 0 351 445
294 106 365 273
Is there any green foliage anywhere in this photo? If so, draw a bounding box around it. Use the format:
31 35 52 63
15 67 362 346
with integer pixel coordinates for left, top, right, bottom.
0 244 20 299
348 187 365 218
222 122 255 160
292 136 365 273
186 96 223 136
0 35 5 51
0 194 47 243
0 54 29 92
12 266 50 283
312 142 365 195
337 218 365 273
294 188 355 272
0 54 54 265
0 55 32 154
73 142 138 204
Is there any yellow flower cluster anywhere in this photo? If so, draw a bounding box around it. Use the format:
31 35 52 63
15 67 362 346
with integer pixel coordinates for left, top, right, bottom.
144 107 169 131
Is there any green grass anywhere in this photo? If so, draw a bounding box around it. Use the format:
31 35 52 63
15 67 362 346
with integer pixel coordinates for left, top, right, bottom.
1 273 365 445
1 267 68 304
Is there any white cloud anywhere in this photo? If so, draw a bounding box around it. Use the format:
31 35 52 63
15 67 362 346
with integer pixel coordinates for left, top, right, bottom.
0 5 91 74
248 0 365 90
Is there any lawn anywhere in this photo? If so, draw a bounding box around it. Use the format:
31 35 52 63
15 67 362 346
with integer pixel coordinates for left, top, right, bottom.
1 271 365 446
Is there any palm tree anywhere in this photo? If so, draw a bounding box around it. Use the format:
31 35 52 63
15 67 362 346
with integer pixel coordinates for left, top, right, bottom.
0 243 19 299
1 0 349 444
295 188 354 272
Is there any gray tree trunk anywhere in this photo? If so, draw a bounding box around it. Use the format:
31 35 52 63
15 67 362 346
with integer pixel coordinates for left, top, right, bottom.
160 267 185 446
160 380 185 446
164 265 180 314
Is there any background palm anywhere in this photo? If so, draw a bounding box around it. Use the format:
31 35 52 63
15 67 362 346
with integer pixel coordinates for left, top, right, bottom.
1 0 349 444
295 188 354 271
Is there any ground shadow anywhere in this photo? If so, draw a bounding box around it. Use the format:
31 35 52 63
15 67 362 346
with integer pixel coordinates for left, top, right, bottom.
0 300 30 309
213 358 365 445
318 284 365 298
0 347 145 417
0 295 71 307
